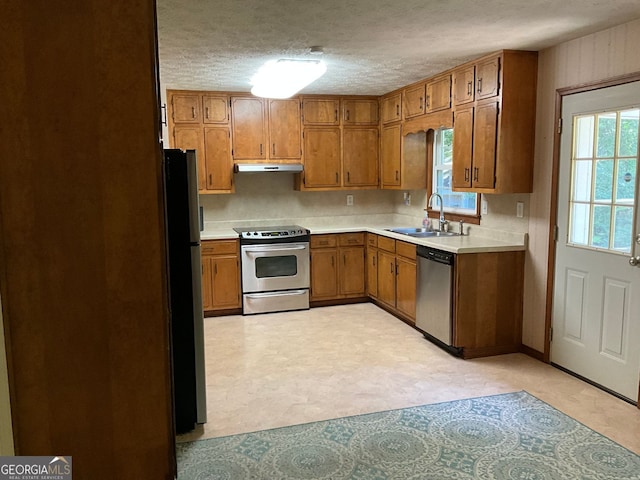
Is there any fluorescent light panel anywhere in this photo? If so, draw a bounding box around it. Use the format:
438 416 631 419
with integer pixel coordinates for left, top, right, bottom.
251 59 326 99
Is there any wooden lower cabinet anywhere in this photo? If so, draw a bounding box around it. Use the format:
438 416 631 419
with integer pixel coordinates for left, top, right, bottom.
201 240 241 314
310 233 366 302
452 250 524 358
371 235 417 324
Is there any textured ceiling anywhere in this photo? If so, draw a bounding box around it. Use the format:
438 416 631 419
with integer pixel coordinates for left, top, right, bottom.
157 0 640 96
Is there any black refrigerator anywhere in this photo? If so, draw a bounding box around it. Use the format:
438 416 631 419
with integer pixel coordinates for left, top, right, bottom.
163 149 207 434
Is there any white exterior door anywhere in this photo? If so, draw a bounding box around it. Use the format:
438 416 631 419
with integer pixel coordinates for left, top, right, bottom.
552 81 640 402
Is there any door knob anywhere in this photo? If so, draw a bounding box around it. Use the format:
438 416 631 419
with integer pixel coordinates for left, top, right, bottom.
629 256 640 266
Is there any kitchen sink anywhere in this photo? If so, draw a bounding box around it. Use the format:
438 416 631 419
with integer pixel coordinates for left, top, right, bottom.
385 228 460 238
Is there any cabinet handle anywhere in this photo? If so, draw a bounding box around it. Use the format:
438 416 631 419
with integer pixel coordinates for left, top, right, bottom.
419 97 423 109
191 106 196 119
464 168 469 182
390 262 394 274
209 173 212 186
347 171 350 182
205 107 209 119
335 172 339 184
259 143 263 155
345 109 350 121
272 143 276 155
467 81 472 96
477 78 483 93
373 256 376 266
334 109 338 122
395 263 399 275
395 170 399 181
473 167 479 181
396 104 400 116
426 94 430 108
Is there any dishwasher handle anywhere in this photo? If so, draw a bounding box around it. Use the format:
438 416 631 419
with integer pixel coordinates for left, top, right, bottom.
416 245 454 266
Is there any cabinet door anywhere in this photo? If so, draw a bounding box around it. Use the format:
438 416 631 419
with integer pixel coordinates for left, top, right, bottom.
310 249 338 300
403 83 426 119
396 256 416 321
452 65 475 106
212 255 240 309
173 125 206 191
472 102 498 189
381 124 401 188
268 99 301 159
342 99 379 125
171 93 201 123
366 248 378 298
203 95 228 124
343 128 379 187
377 251 396 307
452 107 473 189
339 247 365 296
201 256 214 311
476 56 500 100
231 97 266 159
381 93 402 124
203 127 232 192
301 98 340 125
426 75 451 113
303 128 341 188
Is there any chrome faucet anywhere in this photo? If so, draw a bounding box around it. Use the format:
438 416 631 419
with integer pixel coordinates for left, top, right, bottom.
428 193 447 232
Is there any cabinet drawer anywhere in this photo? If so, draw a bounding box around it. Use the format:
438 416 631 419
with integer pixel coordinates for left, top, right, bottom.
377 236 396 253
366 233 378 248
202 240 237 255
396 241 416 261
311 234 337 248
338 232 364 246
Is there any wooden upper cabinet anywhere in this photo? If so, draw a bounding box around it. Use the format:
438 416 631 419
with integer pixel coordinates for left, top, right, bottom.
231 97 266 159
452 65 475 106
173 125 206 190
203 95 228 124
171 93 201 123
203 127 233 192
342 99 379 125
268 99 301 159
301 98 340 125
425 75 451 113
381 93 402 124
403 83 426 119
343 128 379 187
472 102 498 189
303 127 341 188
452 107 473 189
476 55 500 100
381 124 401 188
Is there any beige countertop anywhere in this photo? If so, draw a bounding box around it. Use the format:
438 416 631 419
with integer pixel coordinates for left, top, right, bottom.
200 222 526 254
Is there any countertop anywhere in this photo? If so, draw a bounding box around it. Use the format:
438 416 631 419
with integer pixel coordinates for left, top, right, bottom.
200 222 526 254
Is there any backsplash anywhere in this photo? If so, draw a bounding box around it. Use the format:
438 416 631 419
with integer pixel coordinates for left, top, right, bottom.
201 173 529 234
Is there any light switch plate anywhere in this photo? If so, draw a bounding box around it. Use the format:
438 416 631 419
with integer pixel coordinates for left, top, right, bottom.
516 201 524 218
481 197 488 215
346 194 354 206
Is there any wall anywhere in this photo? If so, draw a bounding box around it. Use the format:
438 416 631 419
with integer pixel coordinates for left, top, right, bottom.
0 294 13 455
523 18 640 351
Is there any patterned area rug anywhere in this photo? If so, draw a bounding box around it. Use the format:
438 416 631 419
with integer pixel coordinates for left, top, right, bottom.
177 391 640 479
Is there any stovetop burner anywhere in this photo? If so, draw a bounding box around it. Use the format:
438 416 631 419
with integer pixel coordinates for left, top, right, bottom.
233 225 310 243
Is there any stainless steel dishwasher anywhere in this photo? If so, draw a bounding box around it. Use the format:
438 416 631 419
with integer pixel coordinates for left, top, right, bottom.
416 246 460 355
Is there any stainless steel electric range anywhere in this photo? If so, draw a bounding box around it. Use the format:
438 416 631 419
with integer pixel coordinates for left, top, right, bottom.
233 225 310 315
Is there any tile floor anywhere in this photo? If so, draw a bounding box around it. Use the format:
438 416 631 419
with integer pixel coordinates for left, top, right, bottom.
179 303 640 454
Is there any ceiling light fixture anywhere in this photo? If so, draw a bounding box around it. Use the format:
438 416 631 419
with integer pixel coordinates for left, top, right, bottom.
250 58 327 99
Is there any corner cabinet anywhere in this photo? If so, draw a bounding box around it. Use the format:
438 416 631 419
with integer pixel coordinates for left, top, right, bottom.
201 240 241 314
451 50 538 193
310 233 366 303
168 90 234 194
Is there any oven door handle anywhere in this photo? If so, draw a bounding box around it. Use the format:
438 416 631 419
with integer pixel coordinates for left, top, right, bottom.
243 245 307 253
245 290 308 298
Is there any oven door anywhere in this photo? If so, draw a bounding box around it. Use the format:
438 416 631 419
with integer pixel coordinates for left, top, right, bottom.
240 242 310 293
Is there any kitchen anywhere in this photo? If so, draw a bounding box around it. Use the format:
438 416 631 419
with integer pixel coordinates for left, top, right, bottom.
2 1 640 478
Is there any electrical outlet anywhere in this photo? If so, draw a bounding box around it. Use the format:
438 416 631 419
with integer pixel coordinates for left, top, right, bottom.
346 194 354 206
403 192 411 206
481 197 488 215
516 201 524 218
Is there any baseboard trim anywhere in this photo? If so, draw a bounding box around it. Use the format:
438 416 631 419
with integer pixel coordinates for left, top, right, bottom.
520 344 544 362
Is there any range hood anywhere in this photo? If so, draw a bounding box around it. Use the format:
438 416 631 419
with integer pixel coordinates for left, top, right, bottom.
233 163 303 173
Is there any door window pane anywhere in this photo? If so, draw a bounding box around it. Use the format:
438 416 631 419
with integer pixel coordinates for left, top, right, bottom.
616 158 636 203
570 203 590 245
613 206 633 253
596 113 616 158
594 160 613 201
619 109 639 157
575 116 594 158
591 205 611 249
572 160 592 202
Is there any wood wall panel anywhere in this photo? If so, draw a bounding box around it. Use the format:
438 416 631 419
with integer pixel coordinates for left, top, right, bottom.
523 18 640 353
0 0 175 478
